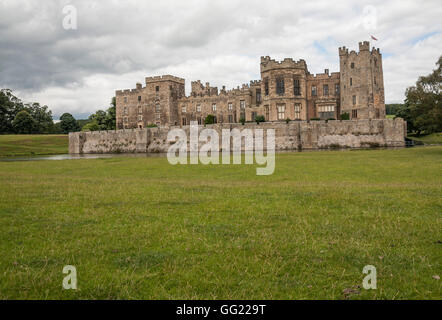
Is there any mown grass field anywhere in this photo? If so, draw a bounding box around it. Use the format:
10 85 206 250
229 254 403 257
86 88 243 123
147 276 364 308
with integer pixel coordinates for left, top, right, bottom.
0 135 68 157
0 146 441 299
409 132 442 145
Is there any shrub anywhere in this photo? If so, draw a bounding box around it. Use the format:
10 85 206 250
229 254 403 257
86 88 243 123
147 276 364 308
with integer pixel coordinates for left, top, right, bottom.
340 113 350 120
240 117 245 125
147 124 158 128
285 118 291 124
255 115 265 124
205 114 215 125
310 118 321 121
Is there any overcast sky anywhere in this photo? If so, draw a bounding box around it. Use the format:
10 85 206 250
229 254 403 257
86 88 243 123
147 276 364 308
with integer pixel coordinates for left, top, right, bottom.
0 0 441 119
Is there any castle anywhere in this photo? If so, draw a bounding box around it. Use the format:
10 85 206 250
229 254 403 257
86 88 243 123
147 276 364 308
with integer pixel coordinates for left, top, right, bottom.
115 41 386 129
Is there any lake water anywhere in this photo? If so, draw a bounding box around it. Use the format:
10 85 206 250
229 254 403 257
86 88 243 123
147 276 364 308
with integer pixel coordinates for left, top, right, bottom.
0 146 413 162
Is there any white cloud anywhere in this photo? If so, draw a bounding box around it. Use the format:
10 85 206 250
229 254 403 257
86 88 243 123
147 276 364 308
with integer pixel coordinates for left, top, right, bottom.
0 0 441 118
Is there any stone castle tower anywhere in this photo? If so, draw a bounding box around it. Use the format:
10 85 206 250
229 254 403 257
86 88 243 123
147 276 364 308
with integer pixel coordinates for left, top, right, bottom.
339 41 386 119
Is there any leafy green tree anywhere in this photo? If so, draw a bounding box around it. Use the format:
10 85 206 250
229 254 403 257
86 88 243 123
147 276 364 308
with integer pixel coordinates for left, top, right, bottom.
12 110 36 134
25 103 54 133
88 110 107 130
104 103 116 130
60 113 80 133
403 55 442 135
82 121 101 132
0 89 24 133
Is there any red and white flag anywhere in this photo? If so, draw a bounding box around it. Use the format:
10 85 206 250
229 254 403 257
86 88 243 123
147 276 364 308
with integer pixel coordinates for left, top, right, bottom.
371 35 378 41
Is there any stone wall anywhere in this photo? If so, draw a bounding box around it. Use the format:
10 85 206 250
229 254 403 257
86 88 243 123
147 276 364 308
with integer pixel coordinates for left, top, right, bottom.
69 118 406 154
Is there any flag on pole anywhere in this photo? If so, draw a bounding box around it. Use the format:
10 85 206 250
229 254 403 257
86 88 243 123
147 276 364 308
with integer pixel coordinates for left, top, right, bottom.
371 35 378 41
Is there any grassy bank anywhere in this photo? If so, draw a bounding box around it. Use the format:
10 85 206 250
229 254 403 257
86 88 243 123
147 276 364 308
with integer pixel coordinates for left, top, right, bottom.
0 135 68 157
0 147 441 299
408 132 442 145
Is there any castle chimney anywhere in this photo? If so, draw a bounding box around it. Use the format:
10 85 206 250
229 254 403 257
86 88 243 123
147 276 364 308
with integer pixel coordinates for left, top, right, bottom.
136 83 142 90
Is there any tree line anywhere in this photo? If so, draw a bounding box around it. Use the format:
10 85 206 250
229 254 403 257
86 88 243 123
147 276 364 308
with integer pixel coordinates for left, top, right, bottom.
0 89 116 134
387 55 441 135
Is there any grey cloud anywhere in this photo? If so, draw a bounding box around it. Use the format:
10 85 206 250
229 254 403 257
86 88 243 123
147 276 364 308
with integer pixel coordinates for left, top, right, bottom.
0 0 441 118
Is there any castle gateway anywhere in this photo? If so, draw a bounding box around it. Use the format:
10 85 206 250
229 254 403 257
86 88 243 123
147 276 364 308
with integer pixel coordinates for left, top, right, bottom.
115 41 386 129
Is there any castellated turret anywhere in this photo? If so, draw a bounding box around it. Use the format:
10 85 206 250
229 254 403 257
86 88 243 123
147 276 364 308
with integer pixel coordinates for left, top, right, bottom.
339 41 386 120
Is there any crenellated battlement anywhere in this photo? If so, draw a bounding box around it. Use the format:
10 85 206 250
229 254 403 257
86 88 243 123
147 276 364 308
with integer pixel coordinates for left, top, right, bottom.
145 75 185 84
307 71 340 80
260 56 307 72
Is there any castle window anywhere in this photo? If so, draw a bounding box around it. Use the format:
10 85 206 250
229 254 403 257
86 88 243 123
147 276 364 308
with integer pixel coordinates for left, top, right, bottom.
351 62 355 69
376 108 380 118
124 106 128 115
182 106 186 113
155 103 160 112
277 104 286 120
228 115 233 123
265 105 269 120
197 117 202 125
138 96 141 102
156 86 160 92
318 105 335 119
323 84 329 96
251 112 257 121
264 79 269 96
182 118 187 126
256 89 262 103
311 86 317 96
294 104 301 119
352 95 357 105
352 109 358 119
350 78 353 86
138 115 143 121
240 100 245 109
124 97 128 103
294 79 301 96
123 117 128 123
335 84 340 95
374 77 377 85
156 114 160 120
196 104 201 112
276 77 285 95
138 106 142 114
212 103 217 112
228 103 233 111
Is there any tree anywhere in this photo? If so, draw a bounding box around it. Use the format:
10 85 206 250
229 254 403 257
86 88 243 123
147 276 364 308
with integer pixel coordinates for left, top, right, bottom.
403 55 442 135
60 113 80 133
25 102 54 133
12 110 36 134
88 110 107 130
0 89 24 133
82 121 101 132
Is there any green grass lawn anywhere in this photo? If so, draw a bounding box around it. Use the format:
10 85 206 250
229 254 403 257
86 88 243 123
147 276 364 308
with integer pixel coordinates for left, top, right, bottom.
0 147 441 299
0 135 68 157
408 132 442 145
